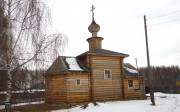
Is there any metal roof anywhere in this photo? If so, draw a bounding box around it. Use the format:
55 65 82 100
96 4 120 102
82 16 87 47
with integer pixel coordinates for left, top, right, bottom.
77 49 129 57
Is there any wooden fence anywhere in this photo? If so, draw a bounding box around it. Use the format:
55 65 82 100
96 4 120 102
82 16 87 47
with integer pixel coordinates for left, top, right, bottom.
145 85 180 94
0 91 44 105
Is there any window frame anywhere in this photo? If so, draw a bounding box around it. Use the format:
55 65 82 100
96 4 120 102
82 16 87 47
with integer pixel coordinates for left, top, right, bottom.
76 79 81 85
104 69 112 79
128 80 134 88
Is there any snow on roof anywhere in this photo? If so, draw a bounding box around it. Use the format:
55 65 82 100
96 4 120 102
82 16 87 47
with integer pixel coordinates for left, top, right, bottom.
65 57 84 71
124 66 138 74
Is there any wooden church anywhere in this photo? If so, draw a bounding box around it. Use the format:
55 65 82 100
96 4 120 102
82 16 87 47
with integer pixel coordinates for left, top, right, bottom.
44 6 144 104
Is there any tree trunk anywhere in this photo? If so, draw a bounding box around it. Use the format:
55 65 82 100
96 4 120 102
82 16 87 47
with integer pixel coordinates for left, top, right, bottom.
5 0 12 111
5 68 12 112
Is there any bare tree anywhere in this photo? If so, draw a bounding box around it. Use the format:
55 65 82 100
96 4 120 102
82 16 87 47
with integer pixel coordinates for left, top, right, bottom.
2 0 67 111
0 0 7 69
11 68 30 90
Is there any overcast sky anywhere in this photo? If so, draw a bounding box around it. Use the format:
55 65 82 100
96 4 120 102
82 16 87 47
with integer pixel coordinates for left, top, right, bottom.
47 0 180 67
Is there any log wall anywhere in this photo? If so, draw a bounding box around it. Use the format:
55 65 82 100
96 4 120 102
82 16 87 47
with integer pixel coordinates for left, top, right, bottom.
66 73 90 103
45 73 90 104
123 77 142 99
90 55 123 101
78 55 90 69
45 74 67 103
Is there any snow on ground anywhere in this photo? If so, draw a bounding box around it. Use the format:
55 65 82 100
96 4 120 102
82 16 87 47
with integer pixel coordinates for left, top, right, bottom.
1 93 180 112
52 93 180 112
0 101 44 110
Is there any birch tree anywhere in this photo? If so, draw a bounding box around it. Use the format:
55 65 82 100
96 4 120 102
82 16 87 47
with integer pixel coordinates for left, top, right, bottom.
1 0 67 111
0 0 7 69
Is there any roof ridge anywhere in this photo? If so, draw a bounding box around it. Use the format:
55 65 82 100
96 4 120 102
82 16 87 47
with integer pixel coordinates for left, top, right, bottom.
77 49 129 57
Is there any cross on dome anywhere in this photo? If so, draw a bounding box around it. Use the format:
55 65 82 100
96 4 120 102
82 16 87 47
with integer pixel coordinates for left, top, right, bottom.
91 5 95 21
88 5 100 37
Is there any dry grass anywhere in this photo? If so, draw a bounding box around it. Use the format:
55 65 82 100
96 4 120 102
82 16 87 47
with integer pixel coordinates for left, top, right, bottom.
0 103 71 112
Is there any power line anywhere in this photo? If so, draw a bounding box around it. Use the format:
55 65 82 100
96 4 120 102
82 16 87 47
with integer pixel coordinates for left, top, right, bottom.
147 18 180 26
147 9 180 20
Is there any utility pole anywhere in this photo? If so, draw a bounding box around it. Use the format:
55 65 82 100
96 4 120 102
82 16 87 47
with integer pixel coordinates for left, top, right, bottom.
144 15 155 105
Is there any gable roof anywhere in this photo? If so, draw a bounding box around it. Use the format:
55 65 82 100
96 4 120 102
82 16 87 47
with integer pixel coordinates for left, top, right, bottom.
45 56 90 75
77 49 129 57
123 63 139 77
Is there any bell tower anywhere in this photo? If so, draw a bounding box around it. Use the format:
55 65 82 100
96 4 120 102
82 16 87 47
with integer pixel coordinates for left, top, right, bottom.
87 5 104 50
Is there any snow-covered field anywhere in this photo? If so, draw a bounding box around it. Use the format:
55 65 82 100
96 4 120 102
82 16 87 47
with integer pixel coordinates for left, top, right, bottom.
53 93 180 112
0 92 180 112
